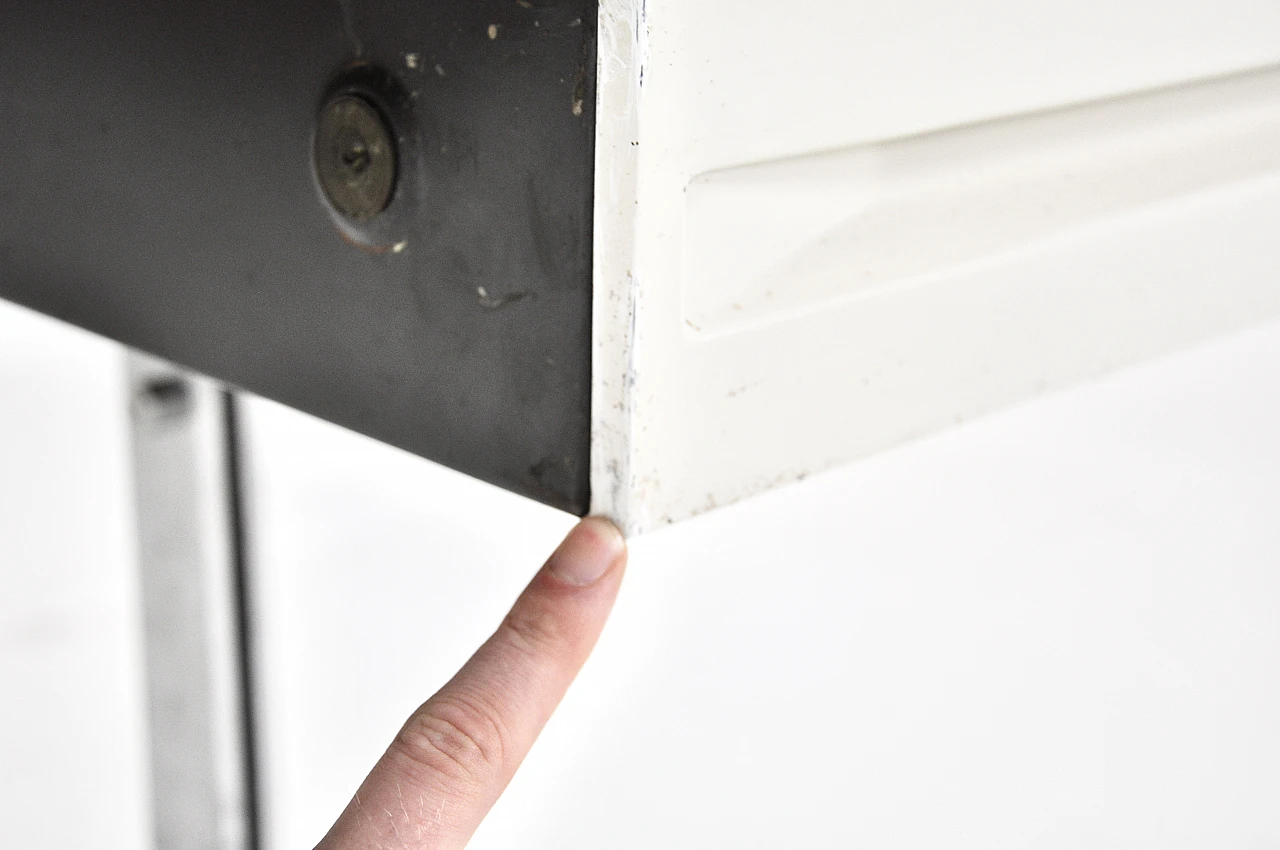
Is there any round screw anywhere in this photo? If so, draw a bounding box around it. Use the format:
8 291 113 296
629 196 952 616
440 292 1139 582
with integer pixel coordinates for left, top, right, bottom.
314 95 396 220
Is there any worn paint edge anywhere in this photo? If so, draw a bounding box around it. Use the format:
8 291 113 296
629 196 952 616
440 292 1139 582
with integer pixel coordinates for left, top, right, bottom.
589 0 646 533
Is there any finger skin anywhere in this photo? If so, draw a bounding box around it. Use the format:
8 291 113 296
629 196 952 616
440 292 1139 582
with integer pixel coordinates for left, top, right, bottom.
315 517 627 850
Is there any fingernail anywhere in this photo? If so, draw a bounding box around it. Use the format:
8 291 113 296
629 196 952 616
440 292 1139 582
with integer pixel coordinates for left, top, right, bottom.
545 517 627 587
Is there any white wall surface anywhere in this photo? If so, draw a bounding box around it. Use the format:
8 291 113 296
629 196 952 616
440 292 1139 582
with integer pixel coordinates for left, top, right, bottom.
4 302 1280 850
244 318 1280 849
0 302 152 850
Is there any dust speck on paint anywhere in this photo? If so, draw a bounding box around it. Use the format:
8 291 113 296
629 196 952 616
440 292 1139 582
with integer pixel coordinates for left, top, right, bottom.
487 24 499 40
434 64 446 77
404 53 419 69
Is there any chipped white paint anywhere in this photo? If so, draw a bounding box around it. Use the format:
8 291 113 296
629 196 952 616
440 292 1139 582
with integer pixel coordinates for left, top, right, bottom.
590 0 646 531
592 0 1280 534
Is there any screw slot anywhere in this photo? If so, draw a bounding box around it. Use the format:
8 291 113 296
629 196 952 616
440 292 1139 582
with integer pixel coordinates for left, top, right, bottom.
341 142 371 174
314 94 397 220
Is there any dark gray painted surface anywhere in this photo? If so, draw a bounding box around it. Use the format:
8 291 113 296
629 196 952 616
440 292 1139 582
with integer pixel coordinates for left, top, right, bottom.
0 0 597 513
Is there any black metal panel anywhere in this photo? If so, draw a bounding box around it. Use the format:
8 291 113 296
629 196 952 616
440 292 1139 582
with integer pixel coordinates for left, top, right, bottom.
0 0 597 514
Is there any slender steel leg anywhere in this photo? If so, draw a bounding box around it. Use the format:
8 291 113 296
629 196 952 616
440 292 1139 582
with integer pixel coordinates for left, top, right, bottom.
128 354 257 850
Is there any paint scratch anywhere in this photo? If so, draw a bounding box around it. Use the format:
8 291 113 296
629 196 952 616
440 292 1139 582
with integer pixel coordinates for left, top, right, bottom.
477 286 531 311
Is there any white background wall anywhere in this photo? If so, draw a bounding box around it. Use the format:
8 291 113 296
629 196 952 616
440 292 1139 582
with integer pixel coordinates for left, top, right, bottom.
3 297 1280 847
0 303 151 849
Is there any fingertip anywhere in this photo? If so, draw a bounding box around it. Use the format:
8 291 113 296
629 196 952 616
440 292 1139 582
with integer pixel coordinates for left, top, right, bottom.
544 517 627 587
580 516 627 553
